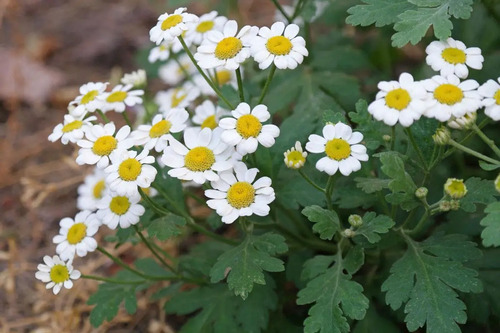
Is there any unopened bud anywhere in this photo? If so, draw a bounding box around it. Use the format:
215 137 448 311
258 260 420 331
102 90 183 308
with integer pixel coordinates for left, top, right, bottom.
348 214 363 228
449 200 460 211
415 187 428 199
444 178 467 199
342 229 355 238
383 134 392 142
447 112 476 130
432 127 451 145
439 201 451 212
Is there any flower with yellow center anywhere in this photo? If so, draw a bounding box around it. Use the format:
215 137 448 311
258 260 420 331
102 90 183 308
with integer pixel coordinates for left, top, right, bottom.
193 69 239 96
368 73 427 127
77 167 108 211
35 255 81 295
192 100 230 130
100 84 144 113
185 11 227 46
121 69 147 88
195 20 258 70
206 162 275 224
53 211 100 261
219 102 280 156
48 114 97 145
423 75 481 122
162 127 237 185
77 123 133 169
426 38 483 79
131 109 189 152
104 149 157 197
148 43 171 63
306 122 368 176
444 178 468 199
97 192 145 229
159 53 196 86
251 22 309 70
155 82 200 112
149 7 199 46
478 78 500 121
70 82 108 117
284 141 307 169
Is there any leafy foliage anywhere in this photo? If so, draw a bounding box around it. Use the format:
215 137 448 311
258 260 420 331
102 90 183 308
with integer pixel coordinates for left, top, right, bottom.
480 201 500 247
302 205 340 240
354 212 395 244
297 246 369 333
460 177 498 213
147 213 186 241
348 100 386 150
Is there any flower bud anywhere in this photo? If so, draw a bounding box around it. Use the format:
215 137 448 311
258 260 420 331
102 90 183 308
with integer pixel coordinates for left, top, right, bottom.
444 178 467 199
121 69 147 89
447 112 476 130
284 141 307 169
383 134 392 142
439 200 451 212
449 200 460 211
415 187 428 199
342 229 355 238
432 126 451 145
348 214 363 228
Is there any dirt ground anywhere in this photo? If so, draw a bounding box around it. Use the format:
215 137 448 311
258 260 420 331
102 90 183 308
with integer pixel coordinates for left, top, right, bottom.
0 1 277 332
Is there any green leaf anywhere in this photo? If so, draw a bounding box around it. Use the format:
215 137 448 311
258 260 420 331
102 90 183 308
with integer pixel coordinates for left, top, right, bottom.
354 177 390 194
348 99 386 150
346 0 416 27
153 168 187 215
322 109 347 125
460 177 498 213
381 235 483 333
134 258 172 277
276 165 326 210
147 214 186 241
377 151 418 211
332 177 377 209
353 303 400 333
480 201 500 247
210 233 288 299
409 117 439 165
478 160 500 171
179 241 232 277
165 279 278 333
297 247 368 333
302 205 340 240
354 212 395 244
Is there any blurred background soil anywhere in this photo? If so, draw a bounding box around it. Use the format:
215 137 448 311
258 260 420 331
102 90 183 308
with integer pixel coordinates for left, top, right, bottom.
0 0 275 332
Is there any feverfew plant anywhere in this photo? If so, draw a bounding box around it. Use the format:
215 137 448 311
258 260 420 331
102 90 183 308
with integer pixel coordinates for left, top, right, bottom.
36 1 500 332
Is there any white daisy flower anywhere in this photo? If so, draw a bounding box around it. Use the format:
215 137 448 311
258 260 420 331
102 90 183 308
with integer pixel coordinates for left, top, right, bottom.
219 102 280 155
251 22 308 70
155 82 200 112
105 149 158 197
158 54 197 86
53 211 100 261
161 127 237 184
100 84 144 113
77 167 108 211
423 75 481 122
205 162 275 224
194 20 258 70
193 68 238 96
131 109 189 152
367 73 427 127
305 122 369 176
149 7 199 45
35 255 81 295
478 78 500 120
192 100 230 130
96 192 145 229
284 141 307 169
148 43 171 63
48 114 97 145
70 82 108 117
425 38 484 79
185 11 227 46
76 123 133 169
121 69 147 88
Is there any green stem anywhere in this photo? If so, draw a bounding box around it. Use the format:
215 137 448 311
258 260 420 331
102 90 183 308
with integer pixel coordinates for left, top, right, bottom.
448 139 500 165
405 127 428 171
325 176 335 210
291 0 306 20
258 64 277 104
97 109 110 124
298 169 326 193
186 217 238 246
391 126 396 151
177 35 235 109
97 246 152 280
133 225 176 272
139 187 170 216
212 69 220 87
471 123 500 158
405 210 430 237
151 184 186 217
172 53 192 81
81 274 145 285
270 0 292 23
122 111 133 128
185 190 208 206
236 67 245 102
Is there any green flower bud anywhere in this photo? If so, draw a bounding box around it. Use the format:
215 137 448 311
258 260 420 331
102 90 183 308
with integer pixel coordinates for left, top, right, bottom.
444 178 467 199
449 200 460 211
415 187 428 199
342 229 355 238
348 214 363 228
439 200 451 212
432 126 451 145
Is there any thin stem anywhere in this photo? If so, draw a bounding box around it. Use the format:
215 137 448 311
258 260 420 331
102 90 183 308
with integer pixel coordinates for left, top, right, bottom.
139 187 170 216
405 210 430 237
405 127 428 171
448 139 500 165
172 53 192 81
236 67 245 102
212 69 220 87
291 0 306 20
186 217 238 246
325 176 335 210
298 169 326 193
258 64 277 104
471 123 500 158
97 246 151 280
133 225 176 272
177 35 235 109
391 126 396 151
122 111 133 128
270 0 292 23
81 274 145 285
151 184 186 217
185 190 208 206
97 109 110 124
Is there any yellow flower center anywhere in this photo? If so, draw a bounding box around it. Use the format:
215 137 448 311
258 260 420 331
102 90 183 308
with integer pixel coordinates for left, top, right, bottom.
92 136 117 156
66 223 87 245
81 90 98 105
286 150 305 165
216 70 232 85
159 45 168 51
266 36 293 56
184 147 215 171
214 37 242 60
444 178 467 199
110 196 131 215
149 119 172 138
106 91 127 103
201 115 217 129
161 14 183 30
434 84 464 105
50 264 69 284
62 120 83 133
236 114 262 138
441 47 466 64
494 90 500 105
385 88 411 111
171 89 187 108
118 158 142 181
325 139 351 161
196 21 214 33
93 180 106 199
227 181 255 209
